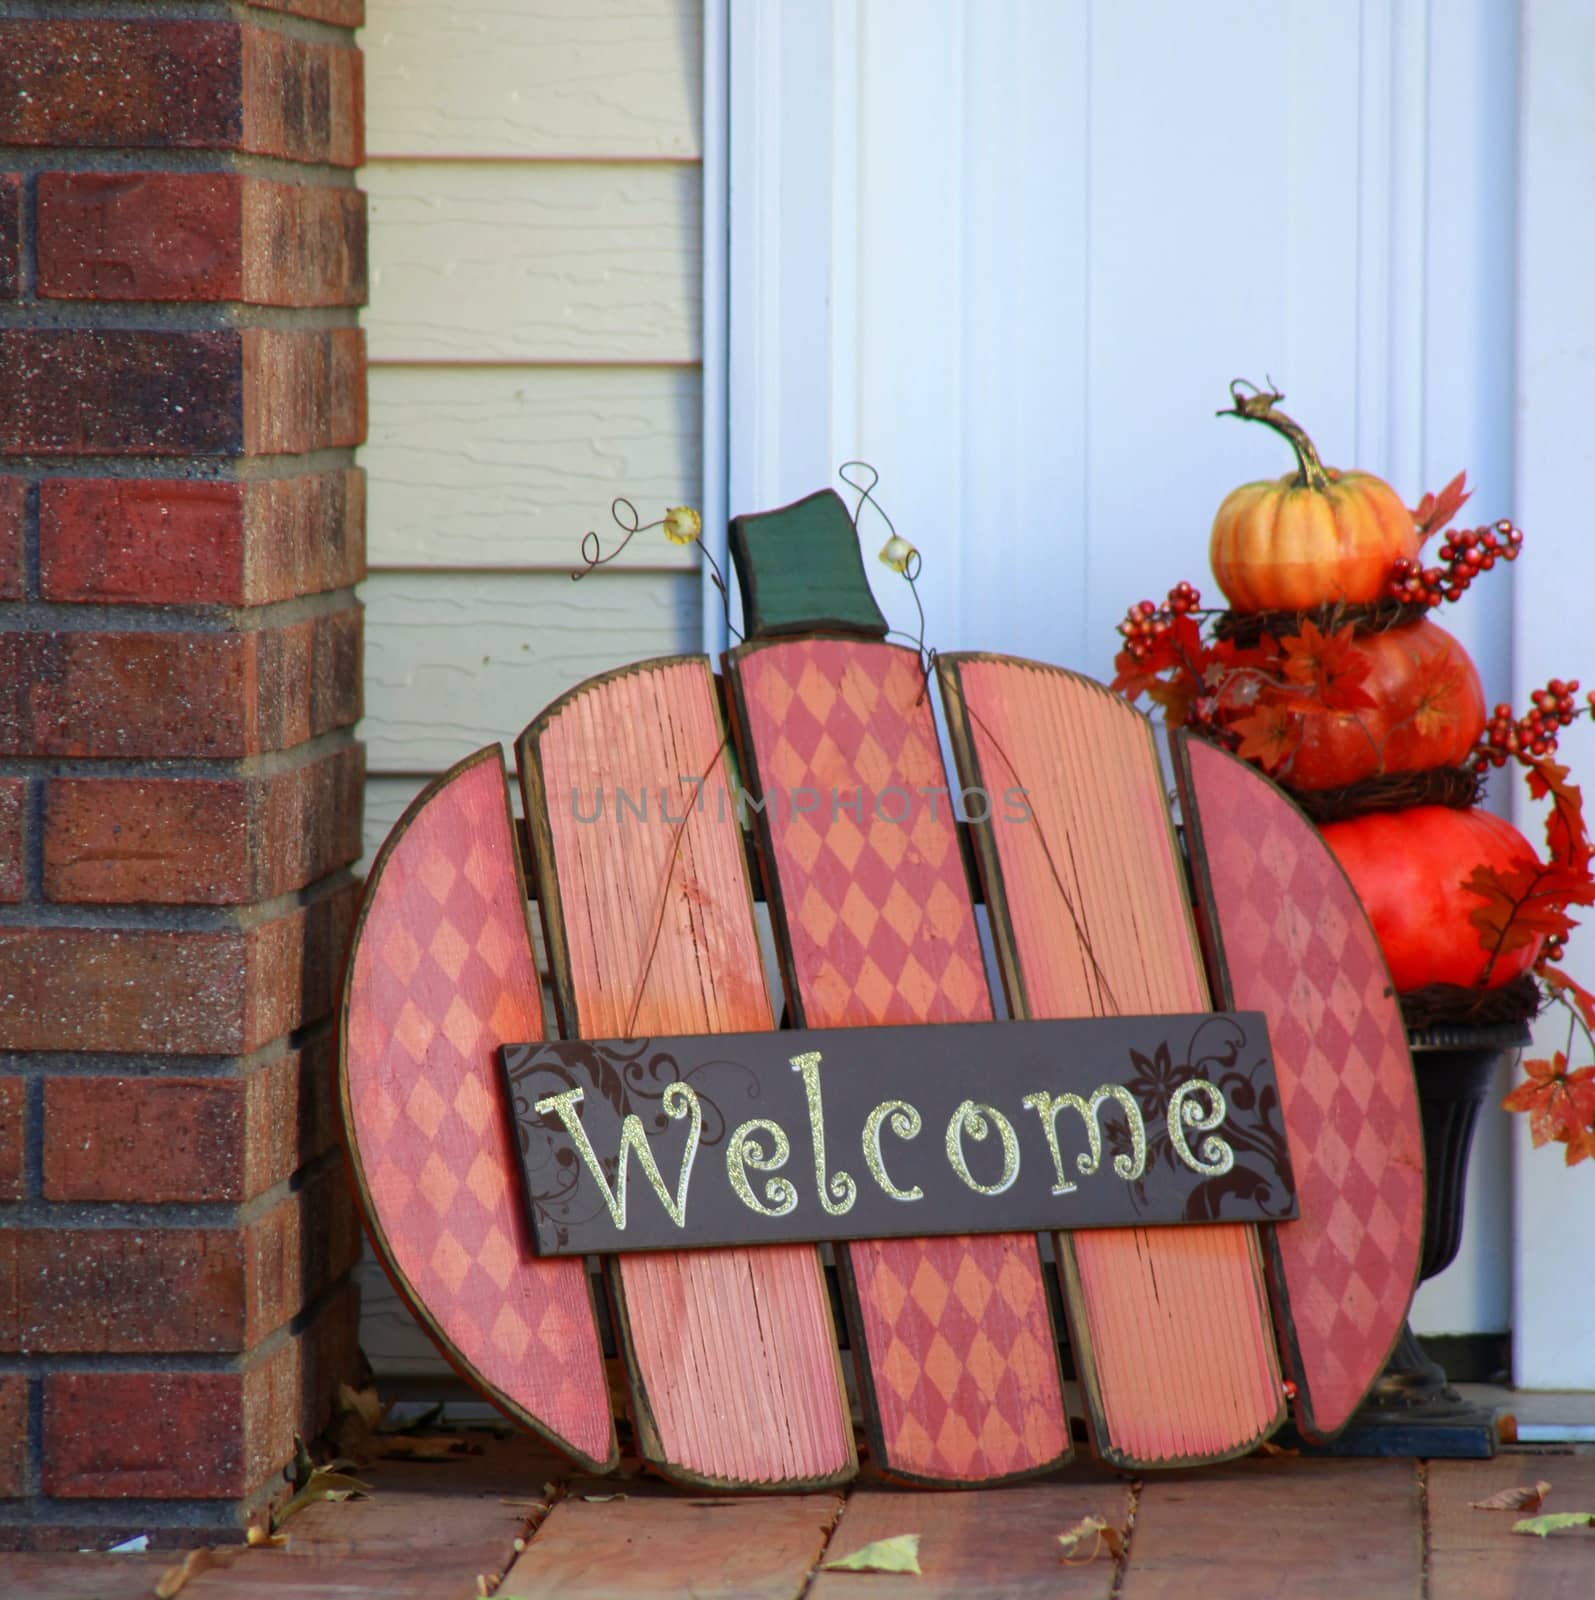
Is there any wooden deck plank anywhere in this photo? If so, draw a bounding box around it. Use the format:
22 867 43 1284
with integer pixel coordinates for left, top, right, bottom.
727 638 1070 1486
938 657 1283 1467
811 1481 1131 1598
1120 1457 1421 1599
183 1554 492 1598
499 1492 843 1599
520 657 855 1489
1428 1452 1595 1600
0 1553 172 1599
340 749 614 1469
1174 735 1424 1441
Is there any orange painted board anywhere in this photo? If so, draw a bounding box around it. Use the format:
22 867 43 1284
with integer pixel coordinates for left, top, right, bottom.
1173 734 1424 1441
938 655 1284 1468
727 637 1071 1486
340 748 615 1471
519 656 855 1490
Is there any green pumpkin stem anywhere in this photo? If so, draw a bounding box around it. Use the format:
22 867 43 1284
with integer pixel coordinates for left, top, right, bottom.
1219 380 1332 493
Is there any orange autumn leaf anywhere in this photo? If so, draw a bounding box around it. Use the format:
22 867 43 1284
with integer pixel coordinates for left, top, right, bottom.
1526 758 1593 875
1502 1053 1595 1149
1413 470 1471 543
1540 966 1595 1035
1231 702 1298 771
1464 858 1595 958
1471 1480 1553 1512
1411 659 1470 740
1279 619 1377 711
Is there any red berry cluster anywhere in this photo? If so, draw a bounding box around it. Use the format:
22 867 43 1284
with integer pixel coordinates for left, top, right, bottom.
1386 520 1523 607
1475 678 1591 771
1116 582 1202 663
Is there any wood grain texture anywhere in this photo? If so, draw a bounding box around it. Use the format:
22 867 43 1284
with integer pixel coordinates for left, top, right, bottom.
1120 1457 1421 1599
361 570 698 773
340 748 614 1469
520 656 855 1489
364 162 701 363
727 638 1070 1485
0 1556 173 1599
812 1481 1132 1599
1428 1453 1595 1600
1175 735 1424 1441
365 366 702 570
502 1492 842 1600
938 656 1283 1468
363 0 704 160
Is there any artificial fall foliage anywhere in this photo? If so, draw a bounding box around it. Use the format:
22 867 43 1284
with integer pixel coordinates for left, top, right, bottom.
1114 393 1595 1165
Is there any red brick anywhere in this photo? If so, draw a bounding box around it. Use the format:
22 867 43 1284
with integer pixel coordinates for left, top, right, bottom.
44 743 362 905
0 778 23 903
241 26 364 169
244 329 367 454
0 1076 24 1200
36 171 243 302
0 477 24 600
41 1036 338 1206
38 470 363 607
244 1169 360 1345
0 1375 27 1498
249 0 365 27
0 330 242 456
0 24 360 168
0 606 361 759
0 23 242 149
0 173 19 300
43 1279 357 1500
36 174 366 307
0 880 360 1054
12 1227 247 1354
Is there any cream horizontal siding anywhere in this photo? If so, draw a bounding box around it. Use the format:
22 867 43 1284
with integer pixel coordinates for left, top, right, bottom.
363 0 702 159
361 570 699 771
365 366 701 569
356 0 704 1376
365 163 702 364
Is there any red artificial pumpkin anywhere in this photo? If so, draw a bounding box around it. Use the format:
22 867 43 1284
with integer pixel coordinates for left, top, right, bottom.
1320 805 1544 991
1210 385 1418 613
1282 619 1486 791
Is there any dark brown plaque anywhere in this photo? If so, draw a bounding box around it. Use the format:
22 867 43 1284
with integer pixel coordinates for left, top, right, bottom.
500 1013 1296 1256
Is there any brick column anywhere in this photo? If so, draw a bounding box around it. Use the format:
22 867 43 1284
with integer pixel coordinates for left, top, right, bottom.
1 2 367 1548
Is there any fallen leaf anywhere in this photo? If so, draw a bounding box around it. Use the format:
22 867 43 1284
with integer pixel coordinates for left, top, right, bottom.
246 1524 289 1547
1057 1515 1127 1564
1513 1512 1595 1537
154 1546 245 1598
1255 1440 1300 1458
1471 1480 1552 1512
271 1467 373 1532
337 1380 384 1430
582 1492 628 1503
823 1533 923 1574
378 1435 484 1461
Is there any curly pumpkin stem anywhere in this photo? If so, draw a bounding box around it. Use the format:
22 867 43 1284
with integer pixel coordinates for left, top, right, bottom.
1219 379 1332 494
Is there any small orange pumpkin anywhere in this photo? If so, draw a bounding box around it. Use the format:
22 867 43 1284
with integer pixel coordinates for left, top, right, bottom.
1209 383 1419 613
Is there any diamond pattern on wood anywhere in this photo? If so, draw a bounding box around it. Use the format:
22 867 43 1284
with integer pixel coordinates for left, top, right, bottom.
342 750 613 1469
731 638 1069 1483
1179 736 1424 1440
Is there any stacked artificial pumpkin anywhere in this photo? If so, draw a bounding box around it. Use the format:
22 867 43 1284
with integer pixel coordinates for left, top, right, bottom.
1114 381 1553 1016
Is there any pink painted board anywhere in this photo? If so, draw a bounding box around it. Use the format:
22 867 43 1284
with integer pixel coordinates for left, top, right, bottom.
938 655 1285 1467
1175 733 1425 1441
340 748 615 1471
520 656 855 1489
727 638 1071 1485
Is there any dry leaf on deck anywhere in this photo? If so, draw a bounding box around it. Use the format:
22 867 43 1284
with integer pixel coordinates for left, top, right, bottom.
1057 1515 1126 1563
154 1545 246 1598
1513 1512 1595 1538
378 1434 484 1461
1471 1480 1552 1512
246 1524 288 1548
1255 1440 1300 1458
271 1467 373 1532
823 1533 923 1574
337 1380 384 1430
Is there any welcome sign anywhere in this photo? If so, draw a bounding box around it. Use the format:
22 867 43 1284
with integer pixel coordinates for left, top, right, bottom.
500 1013 1297 1255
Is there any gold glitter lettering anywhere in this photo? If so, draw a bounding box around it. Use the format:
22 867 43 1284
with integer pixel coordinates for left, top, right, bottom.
1169 1078 1234 1176
862 1100 924 1202
726 1117 798 1217
1022 1086 1147 1193
533 1083 702 1231
790 1052 856 1215
945 1100 1020 1196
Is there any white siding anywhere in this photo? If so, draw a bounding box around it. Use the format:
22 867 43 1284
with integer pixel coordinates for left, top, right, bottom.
357 0 704 1376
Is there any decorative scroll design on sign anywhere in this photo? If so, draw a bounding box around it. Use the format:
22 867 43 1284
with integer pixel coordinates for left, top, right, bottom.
500 1014 1298 1255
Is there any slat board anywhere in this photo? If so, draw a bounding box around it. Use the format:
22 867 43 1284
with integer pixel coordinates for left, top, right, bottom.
519 656 855 1489
340 748 614 1469
727 638 1070 1485
938 656 1284 1466
1174 733 1424 1442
